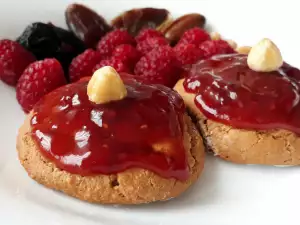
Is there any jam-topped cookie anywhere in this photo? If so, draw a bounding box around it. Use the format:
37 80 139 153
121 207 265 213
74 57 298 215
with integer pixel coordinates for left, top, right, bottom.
175 38 300 165
17 66 205 204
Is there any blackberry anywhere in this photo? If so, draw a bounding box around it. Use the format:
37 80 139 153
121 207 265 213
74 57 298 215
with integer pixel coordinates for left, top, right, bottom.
16 22 86 80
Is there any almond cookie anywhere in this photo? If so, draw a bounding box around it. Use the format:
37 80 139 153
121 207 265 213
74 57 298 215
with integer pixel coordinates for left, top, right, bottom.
175 79 300 165
17 67 205 204
174 39 300 165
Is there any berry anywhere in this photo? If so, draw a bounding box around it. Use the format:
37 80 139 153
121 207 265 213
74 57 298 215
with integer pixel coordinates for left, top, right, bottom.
93 58 131 73
136 37 168 55
178 27 210 46
69 49 102 82
0 40 36 86
134 46 179 87
135 28 164 42
17 59 66 113
96 29 135 58
17 22 86 77
200 40 235 58
112 44 140 69
78 76 92 83
173 43 205 66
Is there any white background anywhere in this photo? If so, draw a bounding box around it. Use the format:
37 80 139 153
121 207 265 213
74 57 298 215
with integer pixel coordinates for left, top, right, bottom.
0 0 299 225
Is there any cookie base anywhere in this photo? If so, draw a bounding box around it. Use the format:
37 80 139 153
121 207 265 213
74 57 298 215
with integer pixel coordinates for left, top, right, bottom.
17 112 205 204
175 79 300 166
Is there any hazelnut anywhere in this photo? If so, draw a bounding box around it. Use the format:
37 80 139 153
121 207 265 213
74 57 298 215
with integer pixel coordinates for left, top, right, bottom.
210 31 221 40
247 38 283 72
87 66 127 104
236 46 252 54
226 39 237 49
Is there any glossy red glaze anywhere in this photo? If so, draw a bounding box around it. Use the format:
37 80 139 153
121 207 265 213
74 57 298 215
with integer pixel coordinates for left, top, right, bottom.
30 76 188 181
184 54 300 134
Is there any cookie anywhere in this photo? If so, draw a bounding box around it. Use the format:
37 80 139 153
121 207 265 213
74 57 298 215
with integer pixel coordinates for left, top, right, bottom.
175 79 300 165
17 112 205 204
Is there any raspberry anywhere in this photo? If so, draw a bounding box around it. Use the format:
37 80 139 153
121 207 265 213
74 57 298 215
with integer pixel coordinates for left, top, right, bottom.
93 58 131 73
135 28 164 42
0 39 36 86
78 76 92 83
200 40 235 58
136 37 168 55
173 43 205 66
112 44 140 69
69 49 102 82
96 29 135 58
17 59 66 113
134 46 179 87
178 27 210 46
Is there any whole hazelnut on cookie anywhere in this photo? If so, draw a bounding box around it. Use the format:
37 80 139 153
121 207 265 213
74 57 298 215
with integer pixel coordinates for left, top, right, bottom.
87 66 127 104
247 38 283 72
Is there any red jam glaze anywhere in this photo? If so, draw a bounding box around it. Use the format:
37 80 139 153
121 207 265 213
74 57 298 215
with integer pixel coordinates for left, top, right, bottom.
30 76 189 181
183 54 300 134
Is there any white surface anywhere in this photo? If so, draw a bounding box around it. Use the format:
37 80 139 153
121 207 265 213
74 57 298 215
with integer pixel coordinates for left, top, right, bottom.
0 0 300 224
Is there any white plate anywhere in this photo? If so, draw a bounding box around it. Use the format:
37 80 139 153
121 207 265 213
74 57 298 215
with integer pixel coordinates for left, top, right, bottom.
1 0 300 224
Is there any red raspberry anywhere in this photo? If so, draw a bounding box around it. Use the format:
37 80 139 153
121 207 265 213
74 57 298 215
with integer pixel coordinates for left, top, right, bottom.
135 28 164 42
69 49 102 82
78 76 92 83
134 46 179 87
173 43 205 66
178 27 210 46
200 40 235 58
112 44 140 69
96 29 135 58
136 37 169 55
17 59 66 113
93 58 131 73
0 39 36 86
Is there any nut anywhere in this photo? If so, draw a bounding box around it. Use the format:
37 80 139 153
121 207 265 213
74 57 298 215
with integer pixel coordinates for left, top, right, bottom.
161 13 206 45
226 39 237 49
236 46 251 54
247 38 283 72
111 8 172 36
65 4 111 48
210 31 221 40
87 66 127 104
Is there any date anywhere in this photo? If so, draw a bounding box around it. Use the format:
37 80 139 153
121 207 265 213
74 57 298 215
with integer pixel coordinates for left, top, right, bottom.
65 3 111 48
111 8 172 35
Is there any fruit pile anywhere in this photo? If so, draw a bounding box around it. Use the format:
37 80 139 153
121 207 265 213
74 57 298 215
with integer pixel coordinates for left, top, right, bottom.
0 3 236 113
